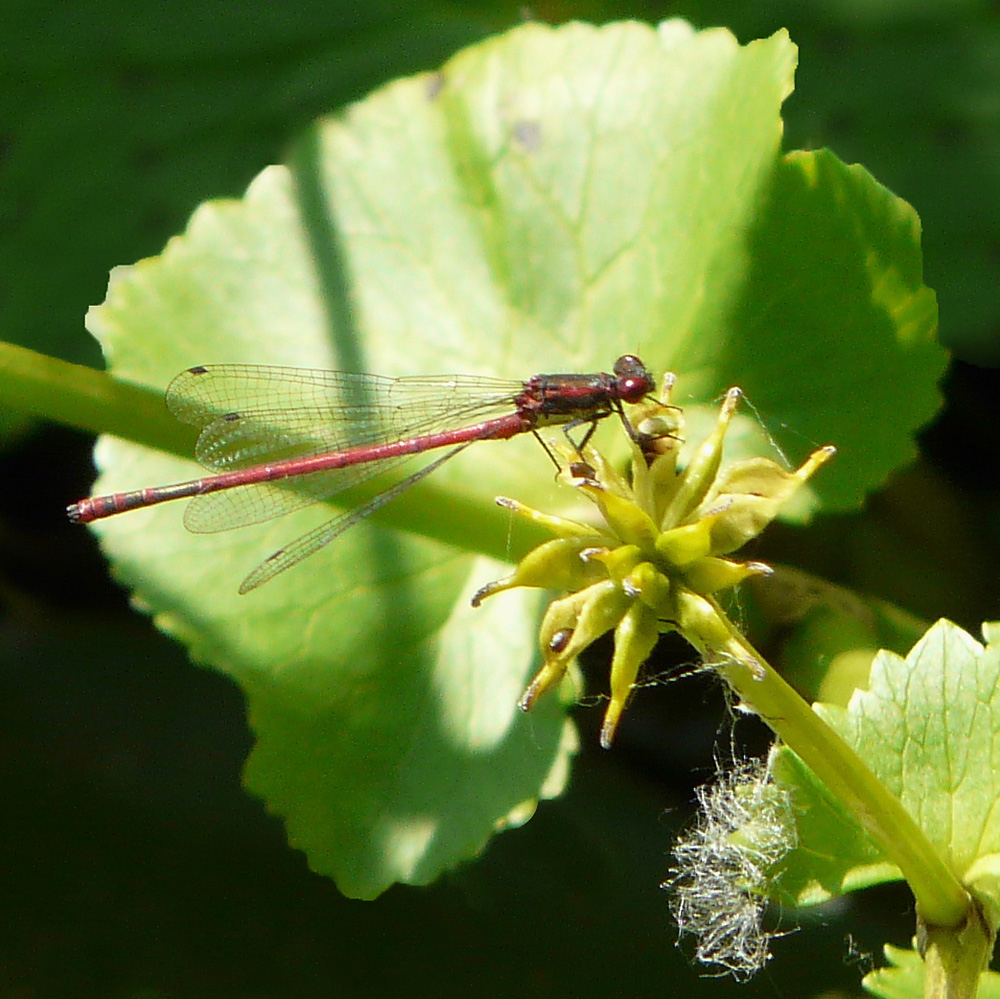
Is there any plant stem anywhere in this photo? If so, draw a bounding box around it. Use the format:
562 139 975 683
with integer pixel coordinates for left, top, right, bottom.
0 340 190 453
684 590 970 929
920 904 992 999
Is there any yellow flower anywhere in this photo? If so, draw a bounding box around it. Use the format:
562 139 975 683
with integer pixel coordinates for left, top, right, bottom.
473 374 835 748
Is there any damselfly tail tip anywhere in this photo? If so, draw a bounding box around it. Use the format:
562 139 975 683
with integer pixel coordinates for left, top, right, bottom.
66 502 86 524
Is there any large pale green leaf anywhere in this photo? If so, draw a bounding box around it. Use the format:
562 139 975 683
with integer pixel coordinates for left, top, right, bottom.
80 19 941 896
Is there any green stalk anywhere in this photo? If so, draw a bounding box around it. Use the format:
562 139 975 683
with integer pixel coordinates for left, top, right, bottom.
680 589 970 930
920 909 992 999
0 340 191 454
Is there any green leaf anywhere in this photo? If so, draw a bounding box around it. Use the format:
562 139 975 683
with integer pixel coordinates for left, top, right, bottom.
863 945 928 999
771 746 899 904
76 19 942 896
863 944 1000 999
782 20 1000 366
695 149 947 513
773 620 1000 914
242 569 577 898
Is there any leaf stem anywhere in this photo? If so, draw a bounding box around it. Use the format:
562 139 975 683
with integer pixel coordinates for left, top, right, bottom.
920 904 993 999
0 340 192 454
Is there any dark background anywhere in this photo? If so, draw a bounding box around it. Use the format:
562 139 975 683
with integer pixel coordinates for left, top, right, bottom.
2 2 999 996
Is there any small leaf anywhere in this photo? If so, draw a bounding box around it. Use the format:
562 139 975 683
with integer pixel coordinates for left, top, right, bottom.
863 945 927 999
774 620 1000 913
863 944 1000 999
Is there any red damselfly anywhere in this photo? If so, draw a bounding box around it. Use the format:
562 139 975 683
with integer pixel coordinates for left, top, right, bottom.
68 356 655 593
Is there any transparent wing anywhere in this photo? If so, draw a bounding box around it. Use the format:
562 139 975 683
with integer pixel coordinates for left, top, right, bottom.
167 365 522 458
182 452 422 533
237 445 466 593
167 365 522 533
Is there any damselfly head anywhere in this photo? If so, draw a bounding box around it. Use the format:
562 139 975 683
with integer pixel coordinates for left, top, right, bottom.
612 355 655 402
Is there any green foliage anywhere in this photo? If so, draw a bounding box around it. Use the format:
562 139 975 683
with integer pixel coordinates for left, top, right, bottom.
671 0 1000 365
774 621 1000 916
864 944 1000 999
54 20 944 900
4 3 1000 996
